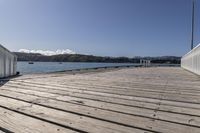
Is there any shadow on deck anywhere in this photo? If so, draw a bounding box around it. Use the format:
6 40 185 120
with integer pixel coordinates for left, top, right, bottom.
0 75 21 87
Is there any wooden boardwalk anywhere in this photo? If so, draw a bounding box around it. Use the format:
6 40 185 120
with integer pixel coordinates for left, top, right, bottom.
0 67 200 133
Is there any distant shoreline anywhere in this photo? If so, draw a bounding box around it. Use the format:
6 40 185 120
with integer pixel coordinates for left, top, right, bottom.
14 52 181 64
17 62 138 75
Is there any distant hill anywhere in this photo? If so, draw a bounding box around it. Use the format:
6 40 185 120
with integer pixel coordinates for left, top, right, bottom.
13 52 181 64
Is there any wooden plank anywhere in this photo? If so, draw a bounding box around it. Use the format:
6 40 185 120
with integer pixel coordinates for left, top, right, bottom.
0 95 148 133
1 67 200 133
0 107 78 133
11 80 200 96
0 95 199 133
1 86 200 129
58 81 200 93
36 68 198 89
4 83 200 111
5 81 200 106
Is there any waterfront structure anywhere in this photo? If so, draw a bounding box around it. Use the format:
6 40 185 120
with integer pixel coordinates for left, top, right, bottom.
181 0 199 75
140 59 151 67
0 44 17 78
181 43 200 75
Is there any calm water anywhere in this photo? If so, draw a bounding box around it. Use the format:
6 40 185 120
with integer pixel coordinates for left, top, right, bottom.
17 62 138 74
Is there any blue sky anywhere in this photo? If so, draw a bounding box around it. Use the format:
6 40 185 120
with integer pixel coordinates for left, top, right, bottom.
0 0 199 57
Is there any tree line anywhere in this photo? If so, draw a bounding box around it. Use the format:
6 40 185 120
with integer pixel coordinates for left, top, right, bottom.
13 52 181 64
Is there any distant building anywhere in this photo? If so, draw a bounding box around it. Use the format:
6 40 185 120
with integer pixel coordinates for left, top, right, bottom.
140 59 151 67
0 44 17 78
181 43 200 75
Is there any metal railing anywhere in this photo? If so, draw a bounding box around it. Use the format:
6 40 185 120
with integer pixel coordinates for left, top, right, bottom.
181 43 200 75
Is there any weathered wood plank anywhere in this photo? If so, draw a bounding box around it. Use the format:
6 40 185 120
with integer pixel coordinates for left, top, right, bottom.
0 95 148 133
1 84 200 131
1 67 200 133
0 107 78 133
4 82 200 111
1 85 200 129
0 95 199 133
11 80 200 97
5 81 200 105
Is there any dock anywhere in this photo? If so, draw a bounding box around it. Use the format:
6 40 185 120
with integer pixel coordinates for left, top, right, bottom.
0 67 200 133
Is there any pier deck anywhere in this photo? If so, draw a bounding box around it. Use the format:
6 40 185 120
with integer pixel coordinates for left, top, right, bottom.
0 67 200 133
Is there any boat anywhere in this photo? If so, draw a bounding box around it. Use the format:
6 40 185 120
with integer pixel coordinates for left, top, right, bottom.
28 61 34 64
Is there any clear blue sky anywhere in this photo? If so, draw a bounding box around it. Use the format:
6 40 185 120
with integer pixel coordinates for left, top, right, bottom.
0 0 199 57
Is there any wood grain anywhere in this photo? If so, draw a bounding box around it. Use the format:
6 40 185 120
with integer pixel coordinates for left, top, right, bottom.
0 67 200 133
